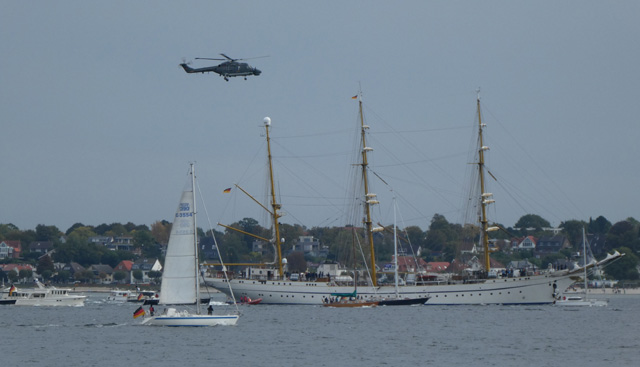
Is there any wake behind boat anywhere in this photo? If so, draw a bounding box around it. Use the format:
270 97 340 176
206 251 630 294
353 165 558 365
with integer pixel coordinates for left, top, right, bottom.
0 280 86 306
139 164 239 327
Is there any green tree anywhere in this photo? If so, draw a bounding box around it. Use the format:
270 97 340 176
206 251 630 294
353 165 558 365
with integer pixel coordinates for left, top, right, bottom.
133 230 161 258
604 247 639 280
606 221 640 253
65 222 88 235
588 216 612 235
404 226 426 249
75 269 95 283
113 271 127 283
19 269 33 282
0 223 20 240
560 219 587 250
280 223 306 253
151 220 171 245
37 255 55 275
35 224 61 242
515 214 550 230
8 271 19 283
148 270 162 284
54 270 71 283
100 251 122 268
425 214 449 252
133 269 143 282
41 269 53 281
103 222 128 237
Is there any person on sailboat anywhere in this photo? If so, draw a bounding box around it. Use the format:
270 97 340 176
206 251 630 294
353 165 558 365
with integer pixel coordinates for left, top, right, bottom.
207 305 213 315
149 305 155 316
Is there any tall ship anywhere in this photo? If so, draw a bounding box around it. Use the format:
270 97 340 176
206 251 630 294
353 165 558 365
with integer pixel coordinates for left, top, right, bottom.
204 94 623 305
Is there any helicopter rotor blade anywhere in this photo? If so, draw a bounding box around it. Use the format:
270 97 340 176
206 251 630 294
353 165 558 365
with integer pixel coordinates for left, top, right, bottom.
220 54 269 61
240 55 270 61
195 57 226 61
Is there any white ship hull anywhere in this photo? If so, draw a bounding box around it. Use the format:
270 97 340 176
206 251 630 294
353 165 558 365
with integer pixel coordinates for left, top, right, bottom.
13 296 86 306
205 272 576 305
1 288 86 306
141 308 239 327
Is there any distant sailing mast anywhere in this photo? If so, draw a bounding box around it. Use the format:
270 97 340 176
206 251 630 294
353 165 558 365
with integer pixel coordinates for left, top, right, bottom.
217 117 284 279
476 90 498 272
356 93 378 287
264 117 284 278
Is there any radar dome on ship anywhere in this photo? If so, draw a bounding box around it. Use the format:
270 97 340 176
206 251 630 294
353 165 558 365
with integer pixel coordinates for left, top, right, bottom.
264 117 271 126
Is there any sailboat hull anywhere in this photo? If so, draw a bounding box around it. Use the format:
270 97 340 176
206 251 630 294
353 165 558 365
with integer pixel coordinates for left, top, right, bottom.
554 296 608 307
205 272 575 306
141 309 239 327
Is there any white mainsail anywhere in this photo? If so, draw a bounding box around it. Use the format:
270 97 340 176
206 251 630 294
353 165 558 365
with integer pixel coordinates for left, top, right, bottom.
158 179 197 305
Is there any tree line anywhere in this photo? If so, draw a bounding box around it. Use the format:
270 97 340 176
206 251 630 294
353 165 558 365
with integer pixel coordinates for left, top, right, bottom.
1 213 638 280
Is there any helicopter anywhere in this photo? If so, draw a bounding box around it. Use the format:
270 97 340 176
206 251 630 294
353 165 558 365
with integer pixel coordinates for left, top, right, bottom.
180 53 267 81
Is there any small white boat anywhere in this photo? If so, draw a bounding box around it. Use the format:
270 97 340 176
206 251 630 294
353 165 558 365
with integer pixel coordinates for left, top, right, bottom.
0 280 86 306
555 294 607 307
142 307 239 326
556 228 609 307
139 164 239 327
106 289 131 302
107 289 159 304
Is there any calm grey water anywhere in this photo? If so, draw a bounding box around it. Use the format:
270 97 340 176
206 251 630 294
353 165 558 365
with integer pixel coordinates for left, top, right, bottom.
1 293 637 367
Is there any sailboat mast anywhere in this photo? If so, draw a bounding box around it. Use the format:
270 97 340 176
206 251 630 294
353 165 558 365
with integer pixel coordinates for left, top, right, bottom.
582 228 588 295
190 163 201 314
358 96 378 287
476 92 491 272
264 117 284 278
393 198 399 296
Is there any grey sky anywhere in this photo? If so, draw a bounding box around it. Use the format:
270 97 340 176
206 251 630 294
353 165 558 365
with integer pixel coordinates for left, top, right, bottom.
2 1 638 233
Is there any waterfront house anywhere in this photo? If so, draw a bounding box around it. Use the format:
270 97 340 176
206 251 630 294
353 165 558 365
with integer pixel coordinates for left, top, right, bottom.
87 264 114 284
511 236 537 251
536 235 569 255
28 241 54 255
0 240 21 259
113 260 134 284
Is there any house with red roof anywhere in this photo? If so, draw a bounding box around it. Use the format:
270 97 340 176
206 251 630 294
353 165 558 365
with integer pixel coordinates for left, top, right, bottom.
113 260 134 284
511 236 537 251
1 263 35 282
393 255 428 273
426 262 450 272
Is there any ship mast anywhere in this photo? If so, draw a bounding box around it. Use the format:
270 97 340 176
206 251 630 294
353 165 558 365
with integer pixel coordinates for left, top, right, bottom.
476 91 494 272
189 163 201 314
264 117 284 278
358 95 378 287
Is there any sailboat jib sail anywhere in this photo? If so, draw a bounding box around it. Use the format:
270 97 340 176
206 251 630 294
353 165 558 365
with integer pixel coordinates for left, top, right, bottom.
140 164 239 326
159 187 197 306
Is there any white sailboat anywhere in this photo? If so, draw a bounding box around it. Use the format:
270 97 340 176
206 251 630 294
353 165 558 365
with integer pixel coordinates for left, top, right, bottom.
375 198 430 306
204 94 623 305
555 228 608 307
141 163 239 326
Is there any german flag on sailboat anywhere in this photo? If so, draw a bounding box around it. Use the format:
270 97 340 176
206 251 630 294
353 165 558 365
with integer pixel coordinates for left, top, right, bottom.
137 293 144 301
9 285 16 296
133 306 145 319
